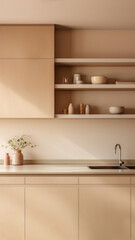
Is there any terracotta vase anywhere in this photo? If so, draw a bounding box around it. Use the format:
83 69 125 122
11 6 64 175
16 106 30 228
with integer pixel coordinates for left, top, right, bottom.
12 150 23 166
4 153 10 165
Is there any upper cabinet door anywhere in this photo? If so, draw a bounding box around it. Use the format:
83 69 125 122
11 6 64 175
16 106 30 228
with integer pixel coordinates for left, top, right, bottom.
0 59 54 118
0 25 54 58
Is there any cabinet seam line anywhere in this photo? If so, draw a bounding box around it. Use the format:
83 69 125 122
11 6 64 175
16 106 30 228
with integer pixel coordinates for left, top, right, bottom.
130 186 132 240
24 186 26 240
78 186 79 240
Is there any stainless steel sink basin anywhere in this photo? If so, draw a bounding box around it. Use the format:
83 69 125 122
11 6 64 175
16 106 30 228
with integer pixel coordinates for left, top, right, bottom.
89 166 128 170
127 166 135 169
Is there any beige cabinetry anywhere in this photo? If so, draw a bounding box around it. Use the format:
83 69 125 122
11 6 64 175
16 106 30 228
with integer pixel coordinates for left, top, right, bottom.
0 59 54 118
0 177 24 240
0 175 133 240
131 177 135 240
0 25 54 118
0 25 54 58
79 176 130 240
26 177 78 240
131 186 135 240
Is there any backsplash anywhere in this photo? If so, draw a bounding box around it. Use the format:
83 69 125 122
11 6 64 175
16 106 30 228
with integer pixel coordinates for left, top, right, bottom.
0 119 134 160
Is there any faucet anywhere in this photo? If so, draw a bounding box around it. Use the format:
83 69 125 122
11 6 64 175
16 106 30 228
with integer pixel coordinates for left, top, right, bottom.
115 144 124 167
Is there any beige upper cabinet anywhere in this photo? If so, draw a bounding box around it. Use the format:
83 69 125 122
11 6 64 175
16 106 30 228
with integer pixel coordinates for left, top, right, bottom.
0 25 54 118
0 186 24 240
26 186 78 240
0 59 54 118
79 184 130 240
0 25 54 58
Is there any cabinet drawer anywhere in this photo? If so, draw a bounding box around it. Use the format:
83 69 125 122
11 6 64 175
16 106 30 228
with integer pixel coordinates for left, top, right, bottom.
0 25 54 58
26 176 78 185
79 176 130 185
0 177 24 184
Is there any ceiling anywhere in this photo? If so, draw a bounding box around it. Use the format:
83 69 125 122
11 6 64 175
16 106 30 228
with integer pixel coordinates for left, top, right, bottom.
0 0 135 29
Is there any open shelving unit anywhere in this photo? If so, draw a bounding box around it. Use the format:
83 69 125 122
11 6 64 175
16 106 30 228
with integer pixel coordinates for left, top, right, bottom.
55 57 135 119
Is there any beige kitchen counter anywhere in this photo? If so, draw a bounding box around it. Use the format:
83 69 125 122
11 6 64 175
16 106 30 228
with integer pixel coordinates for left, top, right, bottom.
0 164 135 175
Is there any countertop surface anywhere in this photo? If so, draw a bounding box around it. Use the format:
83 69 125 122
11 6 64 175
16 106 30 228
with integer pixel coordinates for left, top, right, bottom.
0 164 135 175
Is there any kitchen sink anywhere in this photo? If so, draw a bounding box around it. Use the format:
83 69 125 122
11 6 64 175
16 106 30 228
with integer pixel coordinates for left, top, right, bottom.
126 166 135 169
89 166 128 170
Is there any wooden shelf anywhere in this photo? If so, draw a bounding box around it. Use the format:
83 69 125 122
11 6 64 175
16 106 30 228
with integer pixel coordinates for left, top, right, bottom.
55 58 135 66
55 84 135 91
55 114 135 119
55 58 135 119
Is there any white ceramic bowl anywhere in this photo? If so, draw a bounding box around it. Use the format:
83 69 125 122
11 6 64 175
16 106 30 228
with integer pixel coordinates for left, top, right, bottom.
91 76 108 84
109 106 125 114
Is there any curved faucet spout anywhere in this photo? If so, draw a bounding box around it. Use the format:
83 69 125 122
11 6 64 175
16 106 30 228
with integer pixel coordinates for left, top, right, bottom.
115 144 124 167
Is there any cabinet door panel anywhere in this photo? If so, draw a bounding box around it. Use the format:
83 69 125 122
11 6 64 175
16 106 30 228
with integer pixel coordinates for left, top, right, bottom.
0 187 24 240
131 177 135 184
131 187 135 239
0 59 54 118
0 25 54 58
79 186 130 240
26 187 78 240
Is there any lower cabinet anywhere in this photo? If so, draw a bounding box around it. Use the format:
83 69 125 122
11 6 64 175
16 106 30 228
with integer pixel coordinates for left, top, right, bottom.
26 186 78 240
79 186 130 240
0 186 24 240
131 185 135 240
0 176 132 240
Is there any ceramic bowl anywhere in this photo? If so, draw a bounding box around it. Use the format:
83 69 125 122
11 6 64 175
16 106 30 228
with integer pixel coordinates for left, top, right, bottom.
91 76 108 84
109 106 125 114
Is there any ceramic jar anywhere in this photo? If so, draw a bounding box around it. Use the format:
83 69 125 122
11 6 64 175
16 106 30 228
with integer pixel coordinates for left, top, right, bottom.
85 104 90 114
80 103 84 114
12 150 23 166
4 153 10 165
68 103 74 114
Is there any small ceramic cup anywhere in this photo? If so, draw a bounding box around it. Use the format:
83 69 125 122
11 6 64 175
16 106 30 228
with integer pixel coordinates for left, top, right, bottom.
73 74 81 84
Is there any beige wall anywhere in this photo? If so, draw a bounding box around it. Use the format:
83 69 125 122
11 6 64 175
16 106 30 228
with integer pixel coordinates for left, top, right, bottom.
0 119 135 160
56 29 135 58
0 29 135 161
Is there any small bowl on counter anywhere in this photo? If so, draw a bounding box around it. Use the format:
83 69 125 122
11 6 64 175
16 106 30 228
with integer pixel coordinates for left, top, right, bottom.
109 106 125 114
91 76 108 84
